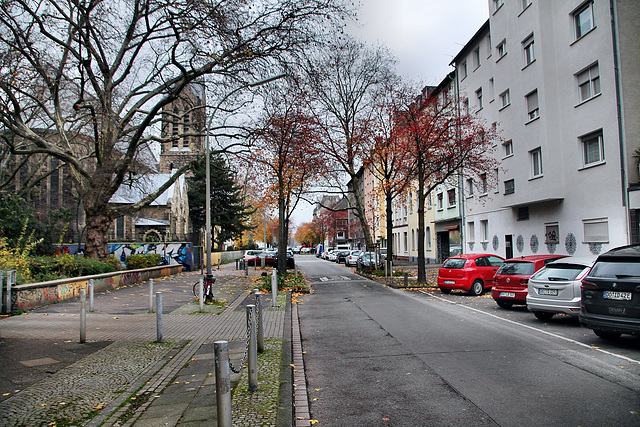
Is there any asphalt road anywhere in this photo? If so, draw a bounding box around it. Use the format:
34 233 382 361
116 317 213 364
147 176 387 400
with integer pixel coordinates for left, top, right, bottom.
295 255 640 427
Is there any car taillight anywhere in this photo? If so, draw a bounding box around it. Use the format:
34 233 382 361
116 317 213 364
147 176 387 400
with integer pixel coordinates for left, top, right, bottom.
581 280 597 290
520 278 529 284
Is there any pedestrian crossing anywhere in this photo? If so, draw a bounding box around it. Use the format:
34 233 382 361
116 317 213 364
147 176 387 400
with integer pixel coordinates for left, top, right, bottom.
316 276 352 282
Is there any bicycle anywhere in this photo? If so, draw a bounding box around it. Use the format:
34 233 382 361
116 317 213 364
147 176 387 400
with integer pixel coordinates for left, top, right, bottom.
193 276 216 302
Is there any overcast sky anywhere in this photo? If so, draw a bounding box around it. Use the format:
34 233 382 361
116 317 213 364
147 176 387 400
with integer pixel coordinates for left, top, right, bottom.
291 0 490 228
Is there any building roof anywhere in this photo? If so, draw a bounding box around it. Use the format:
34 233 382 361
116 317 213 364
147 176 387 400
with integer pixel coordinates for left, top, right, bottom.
449 19 490 66
135 217 170 226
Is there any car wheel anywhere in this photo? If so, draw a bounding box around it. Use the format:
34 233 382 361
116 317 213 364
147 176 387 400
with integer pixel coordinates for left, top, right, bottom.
533 311 554 321
469 280 484 296
440 288 452 294
593 330 622 340
496 300 513 309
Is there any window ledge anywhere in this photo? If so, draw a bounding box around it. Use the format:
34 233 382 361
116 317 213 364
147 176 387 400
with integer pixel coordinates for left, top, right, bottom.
525 116 540 125
518 3 532 17
493 3 504 15
574 92 602 108
496 52 508 63
529 175 544 181
522 59 536 71
578 160 606 171
502 153 514 160
570 26 597 46
499 103 511 111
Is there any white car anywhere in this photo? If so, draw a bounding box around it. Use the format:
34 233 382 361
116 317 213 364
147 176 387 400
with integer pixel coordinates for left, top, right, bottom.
327 250 338 262
345 251 362 266
526 256 596 320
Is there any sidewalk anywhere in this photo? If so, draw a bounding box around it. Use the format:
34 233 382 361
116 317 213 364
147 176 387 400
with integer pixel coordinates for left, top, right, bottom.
0 262 289 426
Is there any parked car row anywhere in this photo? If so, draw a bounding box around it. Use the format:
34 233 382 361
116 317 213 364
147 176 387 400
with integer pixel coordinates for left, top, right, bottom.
243 249 295 269
437 245 640 339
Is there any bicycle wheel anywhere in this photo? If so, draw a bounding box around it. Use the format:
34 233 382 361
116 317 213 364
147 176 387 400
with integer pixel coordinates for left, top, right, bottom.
193 282 201 298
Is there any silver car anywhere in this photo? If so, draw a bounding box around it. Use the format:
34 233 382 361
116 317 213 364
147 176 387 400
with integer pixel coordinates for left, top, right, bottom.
526 256 596 320
345 250 361 266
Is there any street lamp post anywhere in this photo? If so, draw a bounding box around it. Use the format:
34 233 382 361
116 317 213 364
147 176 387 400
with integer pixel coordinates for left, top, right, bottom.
204 74 286 286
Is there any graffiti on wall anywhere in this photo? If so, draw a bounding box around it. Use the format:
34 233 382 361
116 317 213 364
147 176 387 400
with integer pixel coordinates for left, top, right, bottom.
58 243 193 271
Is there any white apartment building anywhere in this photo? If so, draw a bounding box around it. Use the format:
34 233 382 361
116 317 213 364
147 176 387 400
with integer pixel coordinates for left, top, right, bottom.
452 0 639 259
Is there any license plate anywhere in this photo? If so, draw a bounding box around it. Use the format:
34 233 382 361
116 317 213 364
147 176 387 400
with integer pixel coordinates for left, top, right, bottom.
603 291 632 301
444 280 455 285
499 292 515 298
538 289 558 296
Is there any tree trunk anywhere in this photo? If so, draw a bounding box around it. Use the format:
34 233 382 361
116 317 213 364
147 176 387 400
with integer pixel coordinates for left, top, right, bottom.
417 160 427 284
84 212 113 260
385 191 394 273
351 183 374 251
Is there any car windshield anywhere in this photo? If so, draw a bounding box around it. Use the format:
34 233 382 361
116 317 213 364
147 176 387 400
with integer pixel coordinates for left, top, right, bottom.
589 261 640 278
532 264 586 281
442 258 466 269
496 262 534 276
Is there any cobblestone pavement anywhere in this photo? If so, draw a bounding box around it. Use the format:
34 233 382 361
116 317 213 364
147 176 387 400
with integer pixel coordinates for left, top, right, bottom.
0 264 288 426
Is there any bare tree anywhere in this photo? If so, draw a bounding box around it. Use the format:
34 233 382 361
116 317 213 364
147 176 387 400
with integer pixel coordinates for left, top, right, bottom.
0 0 349 259
299 37 398 252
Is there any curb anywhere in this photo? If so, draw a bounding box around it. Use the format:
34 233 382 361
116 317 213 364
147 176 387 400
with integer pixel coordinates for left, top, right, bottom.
276 292 293 426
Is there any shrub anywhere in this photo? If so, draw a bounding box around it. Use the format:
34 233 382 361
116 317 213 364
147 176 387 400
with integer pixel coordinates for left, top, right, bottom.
125 253 162 269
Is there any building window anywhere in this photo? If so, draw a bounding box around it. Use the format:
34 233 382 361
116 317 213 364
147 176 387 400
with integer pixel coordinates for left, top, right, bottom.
503 140 513 157
494 168 500 193
475 88 483 110
522 35 535 66
480 220 489 242
467 222 475 243
518 207 529 221
427 193 432 209
466 178 474 196
493 0 504 14
460 61 468 79
473 47 481 70
447 188 456 207
504 179 515 194
411 229 415 251
583 218 608 243
581 130 605 166
545 223 560 244
486 35 492 58
497 39 507 59
480 173 488 195
499 89 510 109
116 216 125 240
437 192 443 210
577 63 600 103
489 78 495 101
426 227 432 250
526 90 539 121
530 148 543 178
409 192 413 214
574 1 595 40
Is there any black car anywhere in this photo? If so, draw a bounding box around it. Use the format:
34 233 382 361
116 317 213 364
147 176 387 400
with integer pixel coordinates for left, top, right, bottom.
336 250 351 263
272 252 295 269
580 244 640 339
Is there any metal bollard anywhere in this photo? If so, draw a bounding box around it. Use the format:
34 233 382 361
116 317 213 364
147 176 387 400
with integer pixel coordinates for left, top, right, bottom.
404 272 408 287
271 269 277 307
247 304 258 391
245 261 249 276
199 277 204 312
214 341 232 427
89 279 95 312
80 289 86 343
156 292 163 343
6 270 15 314
235 259 239 270
148 279 154 313
0 271 3 314
254 289 264 352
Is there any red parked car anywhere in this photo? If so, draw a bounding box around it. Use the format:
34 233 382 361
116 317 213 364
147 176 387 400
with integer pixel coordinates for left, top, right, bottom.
491 255 567 309
438 254 505 296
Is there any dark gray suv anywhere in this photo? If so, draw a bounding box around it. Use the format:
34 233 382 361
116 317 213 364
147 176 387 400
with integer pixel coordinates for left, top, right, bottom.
580 244 640 339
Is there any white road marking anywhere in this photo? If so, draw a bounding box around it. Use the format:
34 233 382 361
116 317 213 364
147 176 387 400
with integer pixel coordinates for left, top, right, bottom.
418 290 640 365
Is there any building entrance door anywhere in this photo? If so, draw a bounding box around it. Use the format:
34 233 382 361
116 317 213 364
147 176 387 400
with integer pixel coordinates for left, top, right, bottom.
505 235 513 259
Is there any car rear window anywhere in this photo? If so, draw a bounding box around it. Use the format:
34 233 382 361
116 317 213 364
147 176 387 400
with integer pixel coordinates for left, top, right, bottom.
442 258 467 269
588 261 640 279
532 264 586 281
496 262 534 276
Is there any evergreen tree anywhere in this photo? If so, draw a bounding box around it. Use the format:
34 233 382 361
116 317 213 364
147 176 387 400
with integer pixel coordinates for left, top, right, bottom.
187 154 255 250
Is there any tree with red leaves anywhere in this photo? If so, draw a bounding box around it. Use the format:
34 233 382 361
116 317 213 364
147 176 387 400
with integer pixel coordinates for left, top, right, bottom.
366 84 415 270
397 79 500 283
248 85 325 274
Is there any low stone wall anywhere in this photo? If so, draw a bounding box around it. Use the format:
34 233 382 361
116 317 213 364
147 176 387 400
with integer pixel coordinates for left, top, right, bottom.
11 264 183 313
